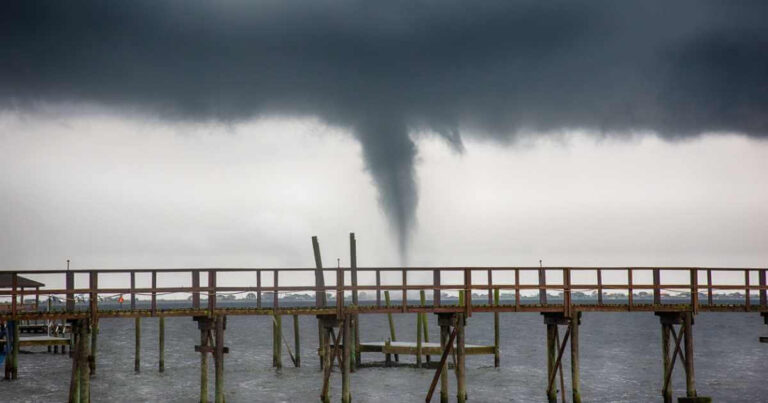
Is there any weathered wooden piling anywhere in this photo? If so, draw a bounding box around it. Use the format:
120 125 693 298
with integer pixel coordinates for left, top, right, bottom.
12 320 19 379
273 314 282 369
196 317 210 403
384 290 398 362
456 313 467 403
420 290 430 363
342 315 352 403
68 321 80 403
350 233 361 370
493 288 500 368
79 320 91 403
313 236 327 368
416 307 423 367
683 312 696 398
214 315 225 403
546 321 557 403
90 319 98 376
293 314 301 367
134 317 141 373
571 312 581 403
661 318 672 403
158 317 165 373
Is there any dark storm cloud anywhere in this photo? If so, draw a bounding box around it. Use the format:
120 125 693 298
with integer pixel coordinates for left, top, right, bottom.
2 1 767 258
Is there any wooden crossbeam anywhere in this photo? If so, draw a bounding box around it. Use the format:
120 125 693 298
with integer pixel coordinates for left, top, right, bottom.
663 324 686 393
426 327 458 402
547 326 571 395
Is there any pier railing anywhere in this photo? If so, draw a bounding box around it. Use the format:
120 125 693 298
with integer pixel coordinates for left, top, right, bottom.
0 267 766 320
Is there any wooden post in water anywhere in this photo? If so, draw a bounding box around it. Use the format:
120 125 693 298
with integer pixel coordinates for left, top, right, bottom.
342 315 352 403
456 313 466 403
90 319 98 377
494 288 500 368
313 236 326 368
350 233 360 370
438 318 450 403
134 317 141 373
661 320 672 403
571 312 581 403
68 321 80 403
11 320 19 379
416 306 423 367
384 290 398 362
197 317 210 403
683 312 696 398
159 317 165 373
79 320 91 403
293 315 301 367
273 314 282 369
546 321 557 403
214 315 225 403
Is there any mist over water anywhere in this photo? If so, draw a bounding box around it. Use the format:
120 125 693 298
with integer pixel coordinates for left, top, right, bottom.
4 309 767 402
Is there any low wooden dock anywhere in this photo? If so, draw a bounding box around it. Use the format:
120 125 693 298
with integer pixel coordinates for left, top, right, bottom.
1 234 766 403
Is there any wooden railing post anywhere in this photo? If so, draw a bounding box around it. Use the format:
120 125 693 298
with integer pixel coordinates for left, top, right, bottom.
434 269 441 306
336 265 343 317
401 267 407 313
67 268 76 312
653 269 661 305
597 269 603 305
130 272 136 311
707 270 713 306
487 269 494 305
564 268 572 317
151 271 157 316
192 270 200 309
744 269 751 311
515 269 521 309
274 270 279 310
350 233 358 306
11 272 18 319
690 269 698 314
760 269 767 308
627 268 633 311
208 270 216 314
256 270 262 309
464 268 472 317
89 271 98 320
539 266 547 305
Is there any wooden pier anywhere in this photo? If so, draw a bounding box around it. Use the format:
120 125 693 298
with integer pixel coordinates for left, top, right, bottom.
1 235 767 402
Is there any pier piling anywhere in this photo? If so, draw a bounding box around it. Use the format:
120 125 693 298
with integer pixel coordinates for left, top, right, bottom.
571 312 581 403
494 288 500 368
273 314 282 369
159 317 165 373
342 315 352 403
384 291 398 362
214 315 226 403
293 314 301 367
134 317 141 373
456 313 467 403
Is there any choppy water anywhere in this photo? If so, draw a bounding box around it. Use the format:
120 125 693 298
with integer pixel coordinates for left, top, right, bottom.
2 310 767 402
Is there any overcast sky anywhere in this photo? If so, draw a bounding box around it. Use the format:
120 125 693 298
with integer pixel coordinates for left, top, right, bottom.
1 2 767 290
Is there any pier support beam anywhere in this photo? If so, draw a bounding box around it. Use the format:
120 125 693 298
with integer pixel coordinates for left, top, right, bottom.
543 312 578 403
438 317 450 403
159 317 165 373
90 319 98 376
456 313 467 403
67 319 91 403
134 317 141 373
318 314 343 403
342 315 352 403
273 315 282 369
293 314 301 368
657 312 710 403
195 316 229 403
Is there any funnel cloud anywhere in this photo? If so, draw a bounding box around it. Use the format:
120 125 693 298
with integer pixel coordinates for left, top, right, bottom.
2 1 767 259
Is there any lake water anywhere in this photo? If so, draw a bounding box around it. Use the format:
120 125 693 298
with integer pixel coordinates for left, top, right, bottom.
2 309 767 402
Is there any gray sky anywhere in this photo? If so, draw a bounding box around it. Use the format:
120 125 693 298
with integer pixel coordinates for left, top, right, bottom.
1 1 767 291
